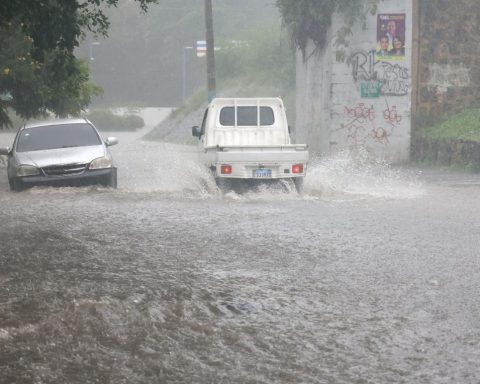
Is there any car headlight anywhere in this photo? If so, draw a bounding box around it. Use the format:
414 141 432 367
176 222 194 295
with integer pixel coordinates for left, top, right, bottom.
89 156 112 169
16 164 40 176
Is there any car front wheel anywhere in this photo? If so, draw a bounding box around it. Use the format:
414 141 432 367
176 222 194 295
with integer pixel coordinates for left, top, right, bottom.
101 169 117 189
10 177 24 192
109 170 117 189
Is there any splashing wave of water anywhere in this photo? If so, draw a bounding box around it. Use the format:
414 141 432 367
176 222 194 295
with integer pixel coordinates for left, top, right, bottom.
303 149 425 200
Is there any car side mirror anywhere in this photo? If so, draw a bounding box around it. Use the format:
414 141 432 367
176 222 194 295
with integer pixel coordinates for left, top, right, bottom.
0 146 11 155
192 126 201 138
105 137 119 147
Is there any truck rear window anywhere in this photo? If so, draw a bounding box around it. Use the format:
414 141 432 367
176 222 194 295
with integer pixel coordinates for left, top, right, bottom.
219 106 275 126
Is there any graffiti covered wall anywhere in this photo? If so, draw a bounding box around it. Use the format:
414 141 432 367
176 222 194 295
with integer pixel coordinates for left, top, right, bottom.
295 0 413 162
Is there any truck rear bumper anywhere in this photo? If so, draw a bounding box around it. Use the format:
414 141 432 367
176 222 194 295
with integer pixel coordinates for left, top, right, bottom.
212 162 307 179
203 146 309 179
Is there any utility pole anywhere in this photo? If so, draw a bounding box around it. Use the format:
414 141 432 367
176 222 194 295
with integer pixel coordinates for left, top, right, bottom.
204 0 216 102
411 0 421 126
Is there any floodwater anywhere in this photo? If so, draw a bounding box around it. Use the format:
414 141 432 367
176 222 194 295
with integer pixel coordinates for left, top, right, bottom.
1 113 480 384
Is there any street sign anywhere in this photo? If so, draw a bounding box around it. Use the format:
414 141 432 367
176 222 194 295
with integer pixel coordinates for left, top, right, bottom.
196 40 207 57
361 81 382 98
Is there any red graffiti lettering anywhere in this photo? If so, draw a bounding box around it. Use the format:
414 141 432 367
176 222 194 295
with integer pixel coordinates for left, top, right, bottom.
371 127 390 145
383 105 402 126
344 103 375 121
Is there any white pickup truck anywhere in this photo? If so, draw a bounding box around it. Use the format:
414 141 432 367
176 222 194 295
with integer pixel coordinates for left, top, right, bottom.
192 97 308 191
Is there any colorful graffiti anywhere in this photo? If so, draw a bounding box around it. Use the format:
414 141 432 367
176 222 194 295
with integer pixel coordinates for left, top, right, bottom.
348 50 410 96
428 63 471 88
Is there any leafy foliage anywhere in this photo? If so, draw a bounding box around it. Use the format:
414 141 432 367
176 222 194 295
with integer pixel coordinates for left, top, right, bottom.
276 0 380 60
216 24 295 91
0 0 158 52
0 0 157 127
215 23 296 121
0 24 102 127
171 22 296 125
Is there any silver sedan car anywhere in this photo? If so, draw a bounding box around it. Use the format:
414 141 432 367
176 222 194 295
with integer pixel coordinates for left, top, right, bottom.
0 118 118 191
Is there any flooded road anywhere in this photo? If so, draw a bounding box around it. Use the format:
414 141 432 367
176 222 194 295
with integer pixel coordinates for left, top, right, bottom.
1 117 480 383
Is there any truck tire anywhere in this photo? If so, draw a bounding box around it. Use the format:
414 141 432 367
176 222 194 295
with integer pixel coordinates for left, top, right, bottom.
215 178 232 193
293 177 304 194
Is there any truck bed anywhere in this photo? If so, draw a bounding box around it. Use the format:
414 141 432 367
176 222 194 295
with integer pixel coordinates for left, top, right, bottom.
205 145 307 162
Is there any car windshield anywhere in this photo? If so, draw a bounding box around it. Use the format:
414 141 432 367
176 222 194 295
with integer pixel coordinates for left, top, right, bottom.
16 123 102 152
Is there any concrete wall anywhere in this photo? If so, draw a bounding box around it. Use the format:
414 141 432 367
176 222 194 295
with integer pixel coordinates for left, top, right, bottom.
296 0 413 162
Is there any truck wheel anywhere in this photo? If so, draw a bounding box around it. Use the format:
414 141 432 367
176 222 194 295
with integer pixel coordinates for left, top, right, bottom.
215 178 231 193
293 177 304 194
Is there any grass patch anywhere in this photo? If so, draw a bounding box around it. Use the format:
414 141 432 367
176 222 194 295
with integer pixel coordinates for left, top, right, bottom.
413 107 480 172
84 110 144 131
170 90 207 119
417 108 480 142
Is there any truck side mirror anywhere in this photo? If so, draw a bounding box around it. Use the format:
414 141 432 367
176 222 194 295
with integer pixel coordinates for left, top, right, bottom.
192 125 201 138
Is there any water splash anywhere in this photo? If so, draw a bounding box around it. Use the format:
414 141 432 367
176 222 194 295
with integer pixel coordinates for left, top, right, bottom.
2 130 426 202
304 149 425 200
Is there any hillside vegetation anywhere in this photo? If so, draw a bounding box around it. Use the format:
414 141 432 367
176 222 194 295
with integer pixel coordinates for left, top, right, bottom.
417 108 480 142
413 107 480 171
146 22 296 144
83 0 281 107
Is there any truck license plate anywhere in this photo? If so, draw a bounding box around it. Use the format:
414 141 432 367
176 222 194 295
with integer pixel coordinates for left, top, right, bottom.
253 169 272 178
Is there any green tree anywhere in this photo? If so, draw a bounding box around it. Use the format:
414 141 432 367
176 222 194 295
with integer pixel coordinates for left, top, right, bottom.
276 0 381 60
0 0 157 128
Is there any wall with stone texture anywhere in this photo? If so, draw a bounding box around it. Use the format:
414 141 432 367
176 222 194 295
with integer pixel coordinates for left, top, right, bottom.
295 0 413 162
416 0 480 119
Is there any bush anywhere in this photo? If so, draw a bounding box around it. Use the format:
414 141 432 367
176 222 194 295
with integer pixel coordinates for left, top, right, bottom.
417 108 480 142
216 22 295 92
85 110 144 131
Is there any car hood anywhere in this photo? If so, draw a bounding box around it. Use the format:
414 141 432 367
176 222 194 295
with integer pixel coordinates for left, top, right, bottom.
15 146 107 167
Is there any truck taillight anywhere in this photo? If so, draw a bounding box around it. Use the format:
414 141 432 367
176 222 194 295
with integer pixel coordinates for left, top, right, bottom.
221 165 232 174
292 164 303 174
